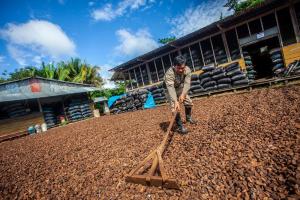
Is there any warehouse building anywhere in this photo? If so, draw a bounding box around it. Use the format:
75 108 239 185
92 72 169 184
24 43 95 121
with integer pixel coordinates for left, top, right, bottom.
110 0 300 90
0 77 100 139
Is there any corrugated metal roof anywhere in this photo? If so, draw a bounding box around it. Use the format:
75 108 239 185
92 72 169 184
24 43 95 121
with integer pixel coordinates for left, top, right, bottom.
0 77 102 102
110 0 290 72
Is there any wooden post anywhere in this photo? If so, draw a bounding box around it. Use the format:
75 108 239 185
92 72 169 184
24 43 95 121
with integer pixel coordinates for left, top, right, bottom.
146 63 152 84
62 96 68 121
37 98 43 112
289 3 300 43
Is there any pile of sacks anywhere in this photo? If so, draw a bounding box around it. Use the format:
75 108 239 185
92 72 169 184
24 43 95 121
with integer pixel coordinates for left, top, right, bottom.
243 51 257 82
66 99 93 122
110 89 149 114
2 103 29 118
269 48 286 76
189 62 249 96
147 83 167 105
43 106 57 128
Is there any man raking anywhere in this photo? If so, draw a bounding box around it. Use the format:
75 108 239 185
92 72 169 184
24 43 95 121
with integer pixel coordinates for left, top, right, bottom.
164 55 197 134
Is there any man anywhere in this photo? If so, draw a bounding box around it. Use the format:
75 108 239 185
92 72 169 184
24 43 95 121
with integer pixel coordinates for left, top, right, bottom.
164 55 197 134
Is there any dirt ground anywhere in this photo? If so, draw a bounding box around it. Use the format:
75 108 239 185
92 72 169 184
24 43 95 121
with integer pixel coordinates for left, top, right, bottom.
0 85 300 199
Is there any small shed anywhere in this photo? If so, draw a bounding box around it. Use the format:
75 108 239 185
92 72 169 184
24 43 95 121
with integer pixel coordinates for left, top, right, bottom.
94 97 110 115
0 77 101 141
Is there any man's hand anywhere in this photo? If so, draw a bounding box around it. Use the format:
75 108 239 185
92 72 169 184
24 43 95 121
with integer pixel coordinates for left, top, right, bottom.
179 94 186 103
172 101 180 113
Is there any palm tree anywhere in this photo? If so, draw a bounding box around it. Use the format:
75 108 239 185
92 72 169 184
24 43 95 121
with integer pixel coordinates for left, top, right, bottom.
9 66 38 80
64 58 103 86
67 58 81 80
85 65 103 87
72 63 87 83
40 62 55 79
55 61 70 81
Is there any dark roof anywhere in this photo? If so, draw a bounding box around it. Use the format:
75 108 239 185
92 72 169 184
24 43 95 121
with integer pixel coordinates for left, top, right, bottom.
0 77 102 102
110 0 291 72
0 76 96 87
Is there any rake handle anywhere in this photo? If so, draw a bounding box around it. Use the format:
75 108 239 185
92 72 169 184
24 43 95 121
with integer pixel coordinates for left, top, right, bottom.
157 112 177 155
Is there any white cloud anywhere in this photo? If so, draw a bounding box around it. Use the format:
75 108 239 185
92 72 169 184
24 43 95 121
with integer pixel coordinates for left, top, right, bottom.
115 28 159 57
0 20 76 66
98 63 116 89
7 44 29 66
91 0 155 21
169 0 233 37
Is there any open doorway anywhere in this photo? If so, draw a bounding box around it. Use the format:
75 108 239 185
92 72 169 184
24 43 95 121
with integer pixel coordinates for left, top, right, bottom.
242 36 281 79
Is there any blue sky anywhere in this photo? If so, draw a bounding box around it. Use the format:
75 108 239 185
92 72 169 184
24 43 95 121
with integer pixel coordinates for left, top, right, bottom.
0 0 232 88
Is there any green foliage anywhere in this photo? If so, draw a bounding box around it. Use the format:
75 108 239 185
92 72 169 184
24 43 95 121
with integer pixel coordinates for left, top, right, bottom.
1 58 104 87
90 80 130 100
158 37 176 45
9 66 38 81
224 0 264 13
224 0 238 12
40 62 55 79
0 77 6 83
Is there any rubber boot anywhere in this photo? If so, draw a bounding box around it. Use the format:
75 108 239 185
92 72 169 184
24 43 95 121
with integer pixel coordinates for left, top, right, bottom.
185 106 197 124
175 113 188 134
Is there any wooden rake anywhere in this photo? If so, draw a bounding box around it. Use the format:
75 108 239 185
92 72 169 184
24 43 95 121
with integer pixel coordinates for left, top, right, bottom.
125 112 180 189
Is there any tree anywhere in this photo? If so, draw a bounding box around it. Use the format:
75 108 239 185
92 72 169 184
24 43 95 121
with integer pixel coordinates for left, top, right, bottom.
220 12 223 20
224 0 239 12
40 62 55 79
63 58 104 87
85 65 103 87
90 80 131 100
224 0 264 13
158 36 176 45
0 58 104 87
0 77 6 83
8 66 38 81
55 61 70 81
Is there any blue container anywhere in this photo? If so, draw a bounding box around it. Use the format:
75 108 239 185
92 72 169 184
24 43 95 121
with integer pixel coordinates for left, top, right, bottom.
28 126 36 135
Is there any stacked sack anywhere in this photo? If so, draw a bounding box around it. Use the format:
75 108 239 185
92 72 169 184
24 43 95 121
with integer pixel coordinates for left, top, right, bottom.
66 99 84 121
2 103 29 118
147 83 167 105
243 51 257 82
190 62 249 96
269 48 285 76
225 62 249 87
211 66 231 90
80 100 93 119
43 106 57 128
189 74 205 95
284 60 300 76
214 48 228 65
110 89 148 114
199 65 225 91
66 99 92 121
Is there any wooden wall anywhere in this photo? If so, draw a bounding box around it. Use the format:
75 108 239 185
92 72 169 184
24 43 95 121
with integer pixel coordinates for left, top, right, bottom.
282 42 300 66
0 113 44 138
